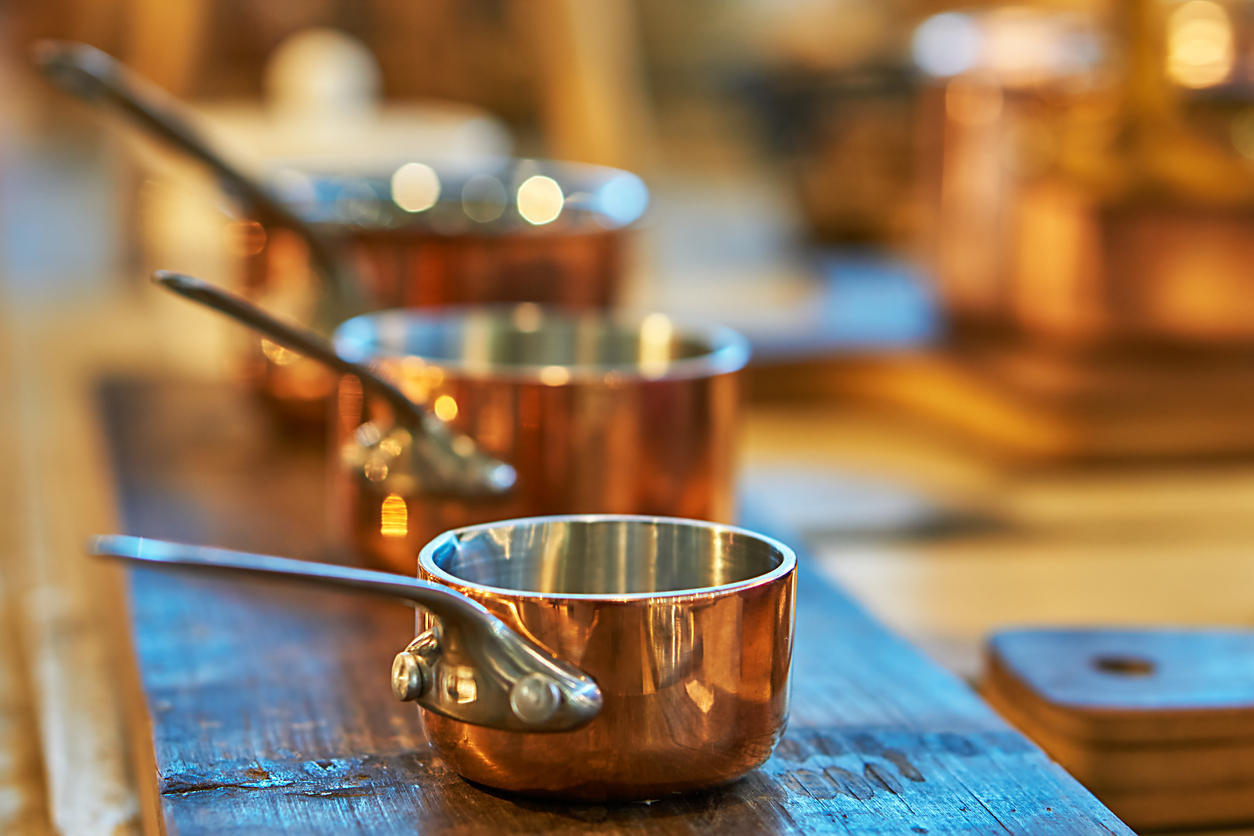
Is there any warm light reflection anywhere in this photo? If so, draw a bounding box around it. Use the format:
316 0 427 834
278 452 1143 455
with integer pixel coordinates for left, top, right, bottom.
638 313 674 379
455 667 478 703
224 220 267 257
391 162 441 212
539 365 571 386
517 175 564 225
380 493 408 538
434 394 459 421
261 339 298 366
462 175 507 222
513 302 543 333
1168 1 1233 88
983 10 1061 85
397 357 428 403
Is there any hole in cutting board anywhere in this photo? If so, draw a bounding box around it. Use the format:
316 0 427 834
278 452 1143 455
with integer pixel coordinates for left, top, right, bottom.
1091 654 1156 676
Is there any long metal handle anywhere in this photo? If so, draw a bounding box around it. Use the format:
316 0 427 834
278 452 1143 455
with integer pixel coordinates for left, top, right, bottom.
92 535 600 732
155 271 515 497
31 39 357 315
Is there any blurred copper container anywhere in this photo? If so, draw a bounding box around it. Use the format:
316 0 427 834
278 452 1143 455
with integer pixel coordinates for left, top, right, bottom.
921 3 1254 349
332 306 750 573
413 515 797 800
239 158 649 421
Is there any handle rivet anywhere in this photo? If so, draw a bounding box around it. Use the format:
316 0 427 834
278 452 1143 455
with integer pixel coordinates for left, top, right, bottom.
509 673 561 724
392 651 432 702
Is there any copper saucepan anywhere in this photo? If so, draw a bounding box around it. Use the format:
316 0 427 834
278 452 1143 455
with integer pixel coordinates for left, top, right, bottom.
152 273 751 550
92 515 797 800
246 157 648 422
34 41 648 423
333 306 750 572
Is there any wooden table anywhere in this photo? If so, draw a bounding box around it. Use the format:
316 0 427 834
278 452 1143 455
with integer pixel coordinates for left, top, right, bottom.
99 377 1133 834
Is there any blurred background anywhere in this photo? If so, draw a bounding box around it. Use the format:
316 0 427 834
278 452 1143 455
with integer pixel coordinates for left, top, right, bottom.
8 0 1254 697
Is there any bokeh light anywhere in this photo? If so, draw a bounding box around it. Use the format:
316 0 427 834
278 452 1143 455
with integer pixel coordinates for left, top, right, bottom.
391 162 441 212
913 13 982 78
462 174 507 222
434 394 459 421
539 365 571 386
638 313 674 379
1168 0 1233 89
517 175 564 225
594 173 649 226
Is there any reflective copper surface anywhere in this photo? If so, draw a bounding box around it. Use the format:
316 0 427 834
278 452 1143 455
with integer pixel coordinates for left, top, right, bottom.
332 306 750 572
238 159 648 423
416 516 797 800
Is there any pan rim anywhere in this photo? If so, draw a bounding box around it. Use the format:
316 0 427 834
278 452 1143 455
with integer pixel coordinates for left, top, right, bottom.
416 513 796 602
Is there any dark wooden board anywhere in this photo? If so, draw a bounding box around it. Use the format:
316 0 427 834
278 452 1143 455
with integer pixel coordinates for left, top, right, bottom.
99 379 1133 835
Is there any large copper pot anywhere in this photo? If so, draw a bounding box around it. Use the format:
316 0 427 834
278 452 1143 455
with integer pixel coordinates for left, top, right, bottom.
332 306 750 573
241 159 648 421
31 42 650 423
92 516 796 801
411 515 797 799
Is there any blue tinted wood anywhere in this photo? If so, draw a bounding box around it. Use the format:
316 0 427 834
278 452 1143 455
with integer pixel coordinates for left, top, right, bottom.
100 379 1133 835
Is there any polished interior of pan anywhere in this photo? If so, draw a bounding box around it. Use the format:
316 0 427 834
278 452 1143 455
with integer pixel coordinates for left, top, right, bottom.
422 518 792 595
335 307 749 377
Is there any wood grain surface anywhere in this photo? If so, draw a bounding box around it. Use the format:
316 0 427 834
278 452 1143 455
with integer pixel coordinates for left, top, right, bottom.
100 378 1134 835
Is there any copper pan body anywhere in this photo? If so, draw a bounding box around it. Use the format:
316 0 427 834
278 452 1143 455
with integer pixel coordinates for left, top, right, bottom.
236 159 647 424
332 306 750 573
416 515 796 800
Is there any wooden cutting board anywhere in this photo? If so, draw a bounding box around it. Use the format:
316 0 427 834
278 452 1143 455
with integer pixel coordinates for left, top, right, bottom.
983 628 1254 831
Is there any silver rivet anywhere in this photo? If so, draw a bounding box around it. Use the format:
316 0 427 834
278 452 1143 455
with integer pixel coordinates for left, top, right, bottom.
391 651 430 702
509 673 561 724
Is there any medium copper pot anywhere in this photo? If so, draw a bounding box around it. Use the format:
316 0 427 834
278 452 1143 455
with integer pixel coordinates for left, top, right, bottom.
240 159 648 422
332 306 750 573
412 515 797 799
92 516 797 801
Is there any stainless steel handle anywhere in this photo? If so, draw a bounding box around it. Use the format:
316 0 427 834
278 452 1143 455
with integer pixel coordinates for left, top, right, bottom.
154 271 515 497
30 39 359 318
92 535 600 732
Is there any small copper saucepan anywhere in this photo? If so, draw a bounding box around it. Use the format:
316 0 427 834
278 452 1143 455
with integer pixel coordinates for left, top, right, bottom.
333 306 750 572
92 515 797 800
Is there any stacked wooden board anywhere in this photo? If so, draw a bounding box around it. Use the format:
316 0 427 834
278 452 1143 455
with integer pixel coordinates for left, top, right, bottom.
984 628 1254 831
